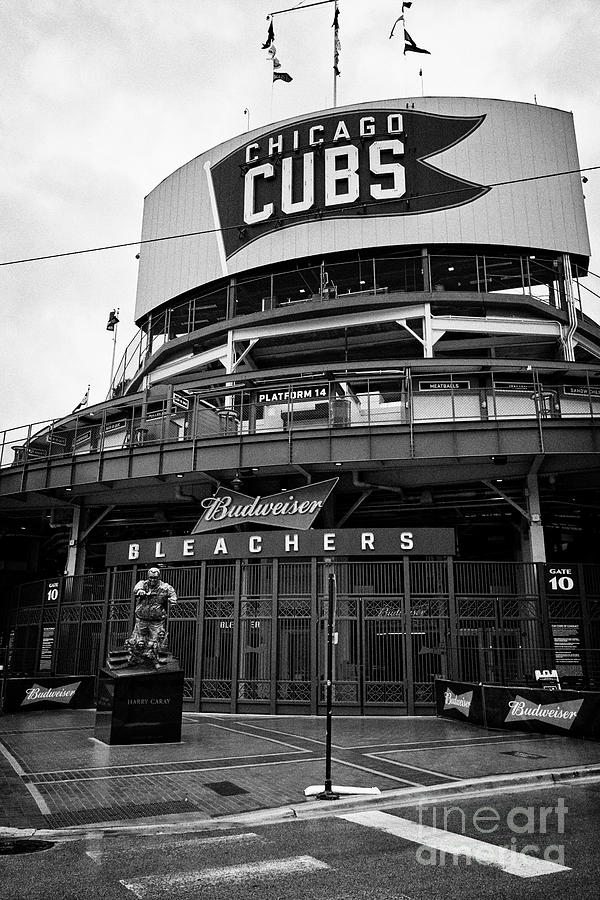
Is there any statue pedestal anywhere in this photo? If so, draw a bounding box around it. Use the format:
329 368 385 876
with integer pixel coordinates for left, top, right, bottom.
94 661 184 745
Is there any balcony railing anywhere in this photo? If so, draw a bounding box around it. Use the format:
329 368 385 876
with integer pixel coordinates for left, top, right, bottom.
107 249 580 399
2 368 599 471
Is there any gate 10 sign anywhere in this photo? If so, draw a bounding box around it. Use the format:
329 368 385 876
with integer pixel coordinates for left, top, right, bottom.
544 565 579 595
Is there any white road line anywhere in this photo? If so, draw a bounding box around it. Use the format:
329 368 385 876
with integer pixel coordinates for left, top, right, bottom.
226 721 332 747
86 831 261 864
207 721 310 752
338 811 570 878
120 855 330 896
0 738 51 815
331 756 421 786
367 736 563 755
365 753 460 780
29 756 324 785
28 748 302 776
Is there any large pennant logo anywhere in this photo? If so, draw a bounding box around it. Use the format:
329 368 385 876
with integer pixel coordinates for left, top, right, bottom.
505 695 583 730
211 108 488 258
21 682 81 707
192 478 338 534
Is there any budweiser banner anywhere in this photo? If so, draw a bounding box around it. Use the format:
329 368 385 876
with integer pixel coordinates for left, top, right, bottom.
21 682 81 707
191 478 338 534
434 679 484 726
436 678 600 741
3 676 95 713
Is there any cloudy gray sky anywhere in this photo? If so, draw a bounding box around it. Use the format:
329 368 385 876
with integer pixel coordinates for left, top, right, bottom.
1 0 599 431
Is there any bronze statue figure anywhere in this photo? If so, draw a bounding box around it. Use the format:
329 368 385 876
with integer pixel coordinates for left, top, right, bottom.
108 567 178 670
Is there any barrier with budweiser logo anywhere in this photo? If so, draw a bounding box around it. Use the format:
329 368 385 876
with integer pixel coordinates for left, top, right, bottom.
435 678 600 740
3 676 95 713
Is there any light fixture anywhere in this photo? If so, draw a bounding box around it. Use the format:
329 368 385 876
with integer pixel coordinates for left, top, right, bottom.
65 487 72 492
529 255 536 260
176 473 184 478
448 266 455 272
360 280 366 285
335 462 342 466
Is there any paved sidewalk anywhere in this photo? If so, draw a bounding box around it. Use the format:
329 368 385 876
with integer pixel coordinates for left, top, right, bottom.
1 709 599 833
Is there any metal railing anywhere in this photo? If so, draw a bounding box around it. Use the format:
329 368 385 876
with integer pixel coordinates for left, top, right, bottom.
107 249 575 398
3 368 599 471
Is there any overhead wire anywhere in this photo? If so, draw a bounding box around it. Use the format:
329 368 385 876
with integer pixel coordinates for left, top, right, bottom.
0 163 599 270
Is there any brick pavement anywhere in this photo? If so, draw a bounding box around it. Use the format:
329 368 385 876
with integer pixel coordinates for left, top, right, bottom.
1 709 599 831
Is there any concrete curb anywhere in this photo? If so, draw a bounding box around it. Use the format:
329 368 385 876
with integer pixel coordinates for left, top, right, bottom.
3 761 600 842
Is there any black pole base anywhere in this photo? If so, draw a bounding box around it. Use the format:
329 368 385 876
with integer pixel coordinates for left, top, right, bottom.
316 790 340 801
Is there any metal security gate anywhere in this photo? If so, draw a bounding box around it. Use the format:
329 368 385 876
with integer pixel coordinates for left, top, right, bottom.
12 557 597 714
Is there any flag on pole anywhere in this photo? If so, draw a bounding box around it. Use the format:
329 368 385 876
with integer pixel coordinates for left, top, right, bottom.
267 45 281 69
261 19 274 49
106 309 120 331
403 29 430 54
333 4 341 77
72 385 90 413
262 18 292 83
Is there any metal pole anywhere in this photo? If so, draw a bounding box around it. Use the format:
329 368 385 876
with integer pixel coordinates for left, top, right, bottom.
108 321 118 396
318 565 339 800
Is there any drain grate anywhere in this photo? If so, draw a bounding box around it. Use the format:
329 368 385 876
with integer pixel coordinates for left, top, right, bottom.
206 780 249 796
0 839 55 855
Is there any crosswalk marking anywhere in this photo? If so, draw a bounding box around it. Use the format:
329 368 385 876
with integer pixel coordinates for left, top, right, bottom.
120 855 330 896
338 811 570 878
85 831 261 864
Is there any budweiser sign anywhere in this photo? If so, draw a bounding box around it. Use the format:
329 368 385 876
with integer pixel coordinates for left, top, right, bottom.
444 688 473 717
192 478 337 534
21 682 81 707
504 695 583 731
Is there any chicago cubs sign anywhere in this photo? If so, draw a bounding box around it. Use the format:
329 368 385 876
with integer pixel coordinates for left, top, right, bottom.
211 108 488 258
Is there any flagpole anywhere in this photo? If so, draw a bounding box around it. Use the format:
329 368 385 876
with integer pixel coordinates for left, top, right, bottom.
333 0 338 107
108 319 119 396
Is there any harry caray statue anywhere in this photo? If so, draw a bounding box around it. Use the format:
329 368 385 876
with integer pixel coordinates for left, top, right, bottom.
108 567 178 670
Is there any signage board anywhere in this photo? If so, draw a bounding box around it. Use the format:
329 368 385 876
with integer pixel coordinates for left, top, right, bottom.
39 627 56 672
418 380 471 391
106 527 457 566
544 564 579 595
212 108 488 259
494 382 533 392
191 478 338 534
551 622 583 677
563 385 600 399
173 391 190 410
104 419 127 433
254 385 330 405
46 431 68 446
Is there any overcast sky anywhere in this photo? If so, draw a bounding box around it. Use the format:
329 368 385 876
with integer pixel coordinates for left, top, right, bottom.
1 0 599 432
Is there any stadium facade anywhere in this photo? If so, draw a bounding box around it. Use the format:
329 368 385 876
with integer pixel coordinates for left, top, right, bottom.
2 96 600 714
